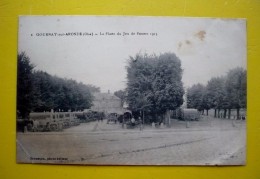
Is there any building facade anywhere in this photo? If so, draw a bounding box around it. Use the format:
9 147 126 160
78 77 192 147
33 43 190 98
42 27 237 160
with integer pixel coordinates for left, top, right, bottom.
90 92 123 115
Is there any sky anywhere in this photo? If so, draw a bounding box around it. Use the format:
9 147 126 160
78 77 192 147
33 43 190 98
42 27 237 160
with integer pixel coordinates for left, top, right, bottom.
18 16 247 93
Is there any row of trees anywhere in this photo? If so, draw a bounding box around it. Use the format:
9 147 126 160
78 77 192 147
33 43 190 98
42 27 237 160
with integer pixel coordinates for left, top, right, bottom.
17 52 99 118
126 52 184 122
186 67 247 119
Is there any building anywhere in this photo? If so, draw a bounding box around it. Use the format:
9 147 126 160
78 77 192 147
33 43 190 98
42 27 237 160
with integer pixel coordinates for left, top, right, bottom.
90 92 123 115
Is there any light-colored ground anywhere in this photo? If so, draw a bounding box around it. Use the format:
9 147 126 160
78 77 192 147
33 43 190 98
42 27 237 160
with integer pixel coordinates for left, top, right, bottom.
16 117 246 165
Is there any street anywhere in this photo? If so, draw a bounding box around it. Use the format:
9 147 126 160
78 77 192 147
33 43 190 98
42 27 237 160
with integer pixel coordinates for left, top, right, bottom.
17 117 246 165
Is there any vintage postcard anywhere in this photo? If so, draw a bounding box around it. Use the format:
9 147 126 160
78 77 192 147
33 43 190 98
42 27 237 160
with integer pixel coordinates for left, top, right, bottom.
17 16 246 165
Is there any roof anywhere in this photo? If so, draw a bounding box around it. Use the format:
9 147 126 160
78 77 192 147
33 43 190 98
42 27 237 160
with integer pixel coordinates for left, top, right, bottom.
93 92 121 101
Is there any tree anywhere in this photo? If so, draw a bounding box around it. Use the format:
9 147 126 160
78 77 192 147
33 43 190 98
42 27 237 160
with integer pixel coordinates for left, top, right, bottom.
225 67 247 119
17 52 34 118
201 88 211 115
206 77 226 118
17 52 97 115
126 52 184 123
187 68 246 119
186 84 205 112
31 71 93 112
152 53 184 115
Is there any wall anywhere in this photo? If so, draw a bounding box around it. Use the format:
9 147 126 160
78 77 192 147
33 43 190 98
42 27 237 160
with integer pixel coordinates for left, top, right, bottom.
91 92 123 114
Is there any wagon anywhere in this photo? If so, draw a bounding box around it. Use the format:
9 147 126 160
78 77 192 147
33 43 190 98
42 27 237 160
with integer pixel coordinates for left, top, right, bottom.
29 112 63 131
107 113 118 124
117 111 132 123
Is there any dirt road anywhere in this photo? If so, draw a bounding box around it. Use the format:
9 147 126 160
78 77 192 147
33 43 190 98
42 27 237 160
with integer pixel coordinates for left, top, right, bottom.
16 118 246 165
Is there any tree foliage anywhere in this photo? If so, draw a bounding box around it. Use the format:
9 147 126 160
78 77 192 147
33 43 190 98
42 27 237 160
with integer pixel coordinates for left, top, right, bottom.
126 52 184 121
17 52 98 118
31 71 94 112
225 67 247 109
225 67 247 118
17 52 34 118
187 83 205 111
206 77 227 110
186 67 246 118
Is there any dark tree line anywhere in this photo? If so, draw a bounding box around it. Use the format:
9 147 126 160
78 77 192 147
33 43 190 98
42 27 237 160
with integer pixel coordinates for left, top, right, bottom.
186 67 247 119
126 52 184 123
17 52 99 118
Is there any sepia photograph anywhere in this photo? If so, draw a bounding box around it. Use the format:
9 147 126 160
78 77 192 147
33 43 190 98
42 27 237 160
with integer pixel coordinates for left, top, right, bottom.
16 16 247 165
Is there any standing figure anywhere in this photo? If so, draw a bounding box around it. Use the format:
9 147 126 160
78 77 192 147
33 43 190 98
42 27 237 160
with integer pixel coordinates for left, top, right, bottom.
131 117 135 126
138 116 142 130
32 119 39 132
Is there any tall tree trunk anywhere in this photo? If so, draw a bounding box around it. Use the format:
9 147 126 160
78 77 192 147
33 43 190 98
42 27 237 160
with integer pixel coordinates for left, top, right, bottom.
142 110 145 124
166 110 170 127
217 109 220 118
224 109 227 119
237 108 240 120
214 109 217 118
228 109 231 119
